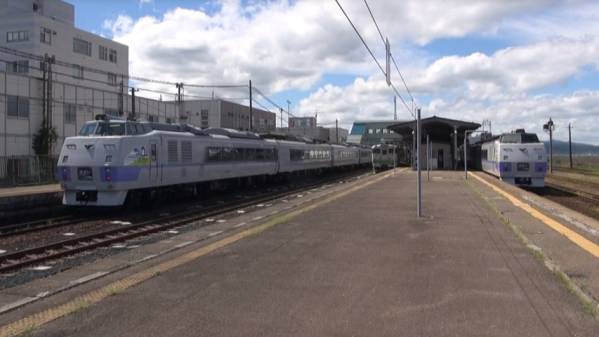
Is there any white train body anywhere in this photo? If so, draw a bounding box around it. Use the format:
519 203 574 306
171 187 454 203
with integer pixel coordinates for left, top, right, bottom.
481 131 547 187
57 119 370 206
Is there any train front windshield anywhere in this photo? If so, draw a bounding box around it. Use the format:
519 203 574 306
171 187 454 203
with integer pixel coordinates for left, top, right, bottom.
79 122 125 136
500 133 540 143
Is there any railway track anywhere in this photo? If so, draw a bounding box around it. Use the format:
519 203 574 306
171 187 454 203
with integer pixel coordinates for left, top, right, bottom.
0 215 92 238
0 171 367 274
544 182 599 205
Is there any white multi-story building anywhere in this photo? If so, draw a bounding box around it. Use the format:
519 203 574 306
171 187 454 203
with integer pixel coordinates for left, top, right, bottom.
0 0 128 88
182 99 276 133
0 0 166 157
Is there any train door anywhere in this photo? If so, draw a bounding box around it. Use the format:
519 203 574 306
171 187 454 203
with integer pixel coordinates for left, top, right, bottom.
149 139 160 183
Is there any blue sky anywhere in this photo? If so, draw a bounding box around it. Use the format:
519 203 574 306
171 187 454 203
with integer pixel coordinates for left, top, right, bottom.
65 0 599 144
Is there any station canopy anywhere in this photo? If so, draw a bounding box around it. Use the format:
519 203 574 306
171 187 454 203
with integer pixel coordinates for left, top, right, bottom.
387 116 480 142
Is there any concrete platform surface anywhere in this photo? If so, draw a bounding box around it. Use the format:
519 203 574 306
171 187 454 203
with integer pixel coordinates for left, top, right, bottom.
0 184 60 198
24 172 599 336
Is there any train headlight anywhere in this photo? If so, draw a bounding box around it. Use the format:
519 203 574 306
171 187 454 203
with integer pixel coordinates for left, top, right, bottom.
104 144 116 151
60 167 71 181
66 144 76 150
104 167 113 182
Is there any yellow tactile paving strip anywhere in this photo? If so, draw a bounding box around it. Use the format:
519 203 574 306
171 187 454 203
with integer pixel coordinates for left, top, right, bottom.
470 172 599 258
0 169 401 337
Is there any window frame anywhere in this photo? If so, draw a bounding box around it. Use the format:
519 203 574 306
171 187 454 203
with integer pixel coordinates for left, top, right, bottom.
65 103 77 124
73 38 92 56
40 27 52 45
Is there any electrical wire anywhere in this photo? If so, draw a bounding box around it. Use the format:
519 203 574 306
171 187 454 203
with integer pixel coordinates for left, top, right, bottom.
336 0 416 118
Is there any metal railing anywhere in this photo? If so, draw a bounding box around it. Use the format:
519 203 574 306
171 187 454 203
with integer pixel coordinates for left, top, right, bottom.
0 155 59 187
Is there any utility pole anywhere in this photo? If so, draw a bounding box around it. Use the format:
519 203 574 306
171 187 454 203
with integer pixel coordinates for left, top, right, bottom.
416 108 422 218
249 80 253 131
543 118 555 174
130 87 139 120
336 119 339 144
176 82 184 122
393 95 397 120
280 108 283 129
568 123 573 169
118 80 124 116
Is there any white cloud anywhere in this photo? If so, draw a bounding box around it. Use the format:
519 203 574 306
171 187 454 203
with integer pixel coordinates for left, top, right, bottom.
405 37 599 99
100 0 599 143
299 76 599 145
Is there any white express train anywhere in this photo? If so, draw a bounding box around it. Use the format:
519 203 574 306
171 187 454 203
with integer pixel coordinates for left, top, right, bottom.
481 129 547 187
57 116 371 206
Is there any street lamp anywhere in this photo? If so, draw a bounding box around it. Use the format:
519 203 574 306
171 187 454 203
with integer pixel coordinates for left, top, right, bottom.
543 118 555 174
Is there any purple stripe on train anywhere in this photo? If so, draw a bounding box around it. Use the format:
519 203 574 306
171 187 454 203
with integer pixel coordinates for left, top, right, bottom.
57 167 71 182
534 162 547 173
497 162 512 172
100 166 142 182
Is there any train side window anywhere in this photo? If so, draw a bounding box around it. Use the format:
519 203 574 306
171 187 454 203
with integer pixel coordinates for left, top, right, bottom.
207 147 220 161
126 123 136 135
222 147 234 161
245 148 256 161
255 149 264 161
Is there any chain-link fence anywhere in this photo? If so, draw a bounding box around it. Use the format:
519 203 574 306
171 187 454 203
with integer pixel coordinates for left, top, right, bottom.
0 156 59 187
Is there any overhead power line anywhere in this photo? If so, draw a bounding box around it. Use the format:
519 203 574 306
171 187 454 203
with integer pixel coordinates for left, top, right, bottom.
334 0 416 118
362 0 416 106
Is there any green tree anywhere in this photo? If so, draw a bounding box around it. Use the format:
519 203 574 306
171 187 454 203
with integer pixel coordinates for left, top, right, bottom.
32 123 58 155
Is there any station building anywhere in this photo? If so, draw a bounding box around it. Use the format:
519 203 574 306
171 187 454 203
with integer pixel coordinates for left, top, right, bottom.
388 116 480 170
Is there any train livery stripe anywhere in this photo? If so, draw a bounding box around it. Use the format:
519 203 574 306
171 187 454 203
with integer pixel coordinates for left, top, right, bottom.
470 172 599 258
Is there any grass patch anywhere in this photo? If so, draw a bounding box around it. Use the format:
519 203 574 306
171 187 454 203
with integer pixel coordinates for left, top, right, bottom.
16 324 37 337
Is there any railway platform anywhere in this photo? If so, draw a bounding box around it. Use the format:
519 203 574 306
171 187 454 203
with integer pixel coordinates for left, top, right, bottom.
1 170 599 336
0 184 62 215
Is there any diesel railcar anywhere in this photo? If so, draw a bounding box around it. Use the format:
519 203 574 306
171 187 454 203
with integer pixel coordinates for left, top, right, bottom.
371 143 397 172
57 117 370 206
481 130 547 187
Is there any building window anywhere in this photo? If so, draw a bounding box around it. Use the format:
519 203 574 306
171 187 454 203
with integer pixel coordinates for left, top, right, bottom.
6 31 29 43
107 73 117 86
99 45 108 60
73 65 84 79
73 38 92 56
109 49 117 63
7 95 29 118
9 60 29 73
40 27 52 44
65 104 76 124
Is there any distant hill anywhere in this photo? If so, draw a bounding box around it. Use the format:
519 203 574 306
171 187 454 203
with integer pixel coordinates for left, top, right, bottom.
543 140 599 155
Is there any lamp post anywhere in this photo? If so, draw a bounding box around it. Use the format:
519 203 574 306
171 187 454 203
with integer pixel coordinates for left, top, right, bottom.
543 118 555 174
